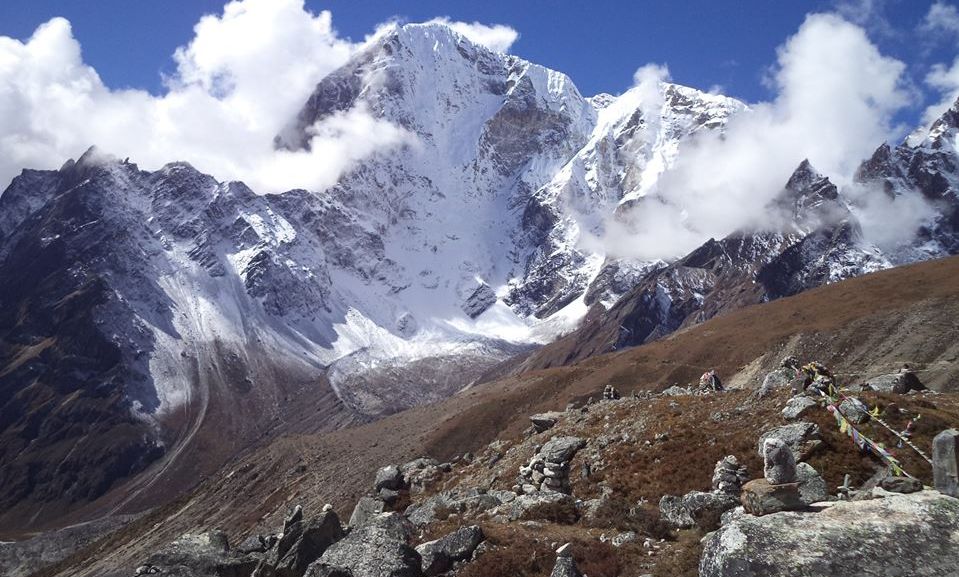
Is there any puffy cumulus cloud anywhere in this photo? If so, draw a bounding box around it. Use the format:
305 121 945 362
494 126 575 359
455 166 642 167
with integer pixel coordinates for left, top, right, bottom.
0 0 413 193
919 1 959 43
605 13 913 260
425 18 518 53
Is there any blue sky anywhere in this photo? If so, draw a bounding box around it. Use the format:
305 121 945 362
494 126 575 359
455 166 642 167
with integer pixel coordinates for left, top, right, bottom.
0 0 955 114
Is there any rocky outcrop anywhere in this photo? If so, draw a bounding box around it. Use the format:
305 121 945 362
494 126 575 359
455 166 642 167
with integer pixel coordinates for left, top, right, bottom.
253 509 344 577
415 525 483 576
701 490 959 577
660 491 740 531
307 513 420 577
142 531 259 577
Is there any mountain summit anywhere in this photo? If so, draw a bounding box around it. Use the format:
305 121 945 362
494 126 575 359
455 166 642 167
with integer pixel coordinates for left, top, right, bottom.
0 21 957 531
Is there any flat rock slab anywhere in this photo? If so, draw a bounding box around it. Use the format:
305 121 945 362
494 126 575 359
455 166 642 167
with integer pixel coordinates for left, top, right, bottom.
702 490 959 577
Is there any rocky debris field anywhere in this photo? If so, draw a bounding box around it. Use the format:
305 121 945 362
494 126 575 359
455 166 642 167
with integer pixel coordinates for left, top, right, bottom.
116 359 959 577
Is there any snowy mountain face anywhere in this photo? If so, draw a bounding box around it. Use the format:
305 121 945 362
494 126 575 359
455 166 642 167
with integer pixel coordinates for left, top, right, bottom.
856 97 959 258
0 24 751 516
1 23 957 522
513 160 893 369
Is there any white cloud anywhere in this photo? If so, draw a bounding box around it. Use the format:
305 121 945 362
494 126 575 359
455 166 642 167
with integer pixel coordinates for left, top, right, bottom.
605 13 913 260
0 0 414 193
920 57 959 128
426 18 518 53
833 0 896 39
919 1 959 43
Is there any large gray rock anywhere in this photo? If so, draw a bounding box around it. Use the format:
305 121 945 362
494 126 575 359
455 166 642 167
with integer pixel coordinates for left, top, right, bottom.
415 525 483 576
757 422 821 461
838 397 870 424
795 462 829 504
530 412 564 433
863 371 925 394
405 490 503 527
659 491 739 531
254 511 345 577
781 396 817 421
349 497 385 529
374 466 403 492
763 438 797 485
146 531 260 577
702 490 959 577
539 437 586 464
495 492 577 523
309 514 420 577
761 368 792 392
934 429 959 497
881 475 923 494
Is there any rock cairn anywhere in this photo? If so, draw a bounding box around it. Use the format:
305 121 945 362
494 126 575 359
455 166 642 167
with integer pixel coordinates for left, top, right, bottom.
712 455 749 494
518 437 586 495
660 455 746 531
603 384 621 400
741 438 805 516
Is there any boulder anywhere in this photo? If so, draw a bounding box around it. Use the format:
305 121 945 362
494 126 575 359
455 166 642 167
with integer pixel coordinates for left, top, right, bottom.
838 397 870 424
309 514 419 577
273 512 344 577
349 497 385 529
933 429 959 497
757 422 821 462
659 491 739 531
781 396 817 421
415 525 483 576
539 437 586 464
701 490 959 577
404 491 503 527
761 368 792 392
146 531 260 577
495 492 577 523
378 488 401 506
236 534 276 555
863 371 926 394
740 479 805 516
374 466 403 492
530 412 564 433
880 475 923 494
795 463 829 504
254 511 345 577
